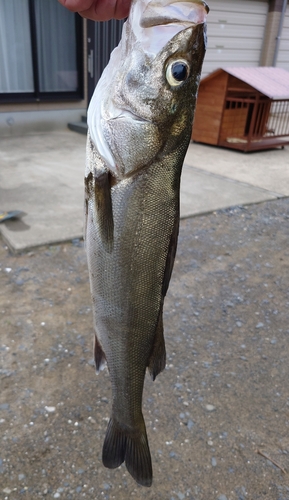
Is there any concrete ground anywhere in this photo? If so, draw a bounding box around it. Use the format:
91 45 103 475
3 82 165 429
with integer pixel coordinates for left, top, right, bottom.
0 129 289 252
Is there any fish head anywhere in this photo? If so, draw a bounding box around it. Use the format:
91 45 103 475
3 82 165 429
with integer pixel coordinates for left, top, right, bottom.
88 0 208 177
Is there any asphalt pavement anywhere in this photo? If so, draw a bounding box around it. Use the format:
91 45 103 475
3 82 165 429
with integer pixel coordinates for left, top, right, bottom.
0 129 288 252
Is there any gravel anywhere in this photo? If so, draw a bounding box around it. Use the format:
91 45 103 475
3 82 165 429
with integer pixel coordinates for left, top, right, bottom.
1 198 289 499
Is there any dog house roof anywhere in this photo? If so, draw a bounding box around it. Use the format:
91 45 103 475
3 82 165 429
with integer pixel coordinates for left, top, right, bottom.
202 67 289 100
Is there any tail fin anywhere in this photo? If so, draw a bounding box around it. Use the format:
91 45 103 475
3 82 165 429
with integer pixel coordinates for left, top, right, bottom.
102 417 152 487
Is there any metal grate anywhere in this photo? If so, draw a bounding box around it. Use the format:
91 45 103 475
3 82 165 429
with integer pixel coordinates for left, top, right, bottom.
93 19 124 85
87 18 125 104
266 100 289 138
224 97 289 141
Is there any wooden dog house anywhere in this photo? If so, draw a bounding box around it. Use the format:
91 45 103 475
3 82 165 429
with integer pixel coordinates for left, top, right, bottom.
192 67 289 152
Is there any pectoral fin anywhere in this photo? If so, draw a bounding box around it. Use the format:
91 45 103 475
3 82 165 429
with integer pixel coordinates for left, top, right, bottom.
93 169 114 253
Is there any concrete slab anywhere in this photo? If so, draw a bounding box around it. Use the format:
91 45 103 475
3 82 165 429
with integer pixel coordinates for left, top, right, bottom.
0 131 86 252
0 130 288 252
180 165 278 218
185 142 289 196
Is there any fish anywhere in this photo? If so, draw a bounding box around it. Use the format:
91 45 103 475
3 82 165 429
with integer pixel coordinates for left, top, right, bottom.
85 0 208 487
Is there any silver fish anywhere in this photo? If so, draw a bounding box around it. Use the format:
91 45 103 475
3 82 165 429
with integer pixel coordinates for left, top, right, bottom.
85 0 208 487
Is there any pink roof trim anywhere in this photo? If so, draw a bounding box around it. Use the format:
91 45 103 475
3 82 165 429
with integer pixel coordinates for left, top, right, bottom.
203 67 289 100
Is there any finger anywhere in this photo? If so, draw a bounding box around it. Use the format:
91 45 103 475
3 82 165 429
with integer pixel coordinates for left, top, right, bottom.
58 0 131 21
58 0 94 12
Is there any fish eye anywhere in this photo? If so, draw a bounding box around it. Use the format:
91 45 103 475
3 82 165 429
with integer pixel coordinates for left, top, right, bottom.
166 60 190 87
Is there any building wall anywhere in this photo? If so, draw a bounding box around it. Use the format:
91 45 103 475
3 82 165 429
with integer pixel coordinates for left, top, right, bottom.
202 0 269 76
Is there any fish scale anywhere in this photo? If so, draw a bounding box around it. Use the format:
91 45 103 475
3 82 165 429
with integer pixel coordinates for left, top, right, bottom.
85 0 208 487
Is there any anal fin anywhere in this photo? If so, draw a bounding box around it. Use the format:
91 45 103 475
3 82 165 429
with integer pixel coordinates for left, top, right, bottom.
148 305 166 381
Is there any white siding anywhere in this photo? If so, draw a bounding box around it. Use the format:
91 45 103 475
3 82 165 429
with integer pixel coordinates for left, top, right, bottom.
202 0 268 76
276 5 289 71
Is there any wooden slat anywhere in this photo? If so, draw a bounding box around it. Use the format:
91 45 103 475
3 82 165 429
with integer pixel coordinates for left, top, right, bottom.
220 136 289 152
219 107 248 141
192 71 227 144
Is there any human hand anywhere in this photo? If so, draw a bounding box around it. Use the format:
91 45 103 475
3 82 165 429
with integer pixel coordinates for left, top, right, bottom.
58 0 131 21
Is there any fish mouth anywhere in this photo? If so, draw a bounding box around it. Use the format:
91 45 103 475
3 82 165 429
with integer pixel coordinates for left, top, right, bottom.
130 0 208 56
110 109 149 124
140 1 209 28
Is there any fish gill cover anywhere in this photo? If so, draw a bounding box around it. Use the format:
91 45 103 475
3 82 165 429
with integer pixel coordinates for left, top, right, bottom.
87 0 208 173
